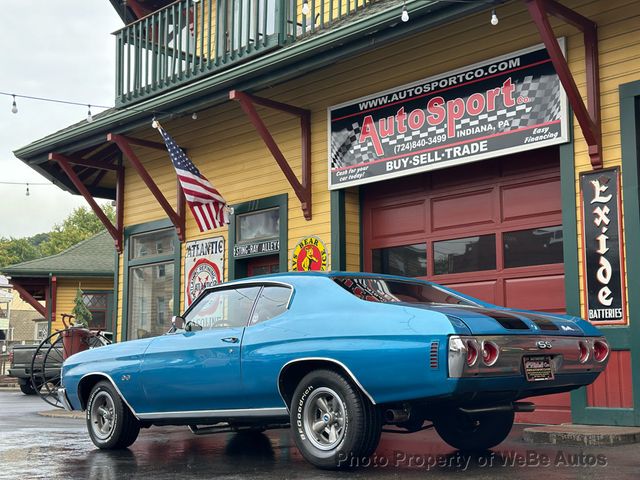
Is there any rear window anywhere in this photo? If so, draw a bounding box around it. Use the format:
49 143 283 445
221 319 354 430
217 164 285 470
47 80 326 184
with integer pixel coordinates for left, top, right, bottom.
333 276 476 306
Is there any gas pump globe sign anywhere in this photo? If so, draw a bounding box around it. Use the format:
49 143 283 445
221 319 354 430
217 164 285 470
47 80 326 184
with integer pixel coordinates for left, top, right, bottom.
185 237 225 306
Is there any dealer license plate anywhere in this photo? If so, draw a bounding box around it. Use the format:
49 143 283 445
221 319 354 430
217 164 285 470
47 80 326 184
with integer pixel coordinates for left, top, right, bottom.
523 355 554 382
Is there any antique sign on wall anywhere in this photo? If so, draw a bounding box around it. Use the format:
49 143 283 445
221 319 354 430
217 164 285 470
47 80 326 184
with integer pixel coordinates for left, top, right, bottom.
184 237 225 307
291 236 328 271
580 167 626 325
328 41 569 189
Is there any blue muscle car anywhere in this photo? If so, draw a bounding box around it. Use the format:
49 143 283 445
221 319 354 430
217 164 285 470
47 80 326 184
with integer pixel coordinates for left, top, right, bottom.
58 272 609 469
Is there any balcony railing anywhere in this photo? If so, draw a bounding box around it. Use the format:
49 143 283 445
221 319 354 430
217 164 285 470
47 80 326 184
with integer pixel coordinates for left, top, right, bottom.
115 0 375 105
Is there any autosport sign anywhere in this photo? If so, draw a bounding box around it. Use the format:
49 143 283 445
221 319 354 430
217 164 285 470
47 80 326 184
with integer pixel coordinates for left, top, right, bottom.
328 41 569 189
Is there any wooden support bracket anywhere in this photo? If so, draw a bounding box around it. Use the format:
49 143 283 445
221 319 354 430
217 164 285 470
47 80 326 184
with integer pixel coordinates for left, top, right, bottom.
525 0 602 169
230 90 312 220
108 133 186 241
9 280 47 318
49 153 124 252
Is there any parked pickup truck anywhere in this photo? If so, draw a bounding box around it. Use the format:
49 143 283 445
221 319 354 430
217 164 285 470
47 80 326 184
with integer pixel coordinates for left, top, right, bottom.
8 344 61 395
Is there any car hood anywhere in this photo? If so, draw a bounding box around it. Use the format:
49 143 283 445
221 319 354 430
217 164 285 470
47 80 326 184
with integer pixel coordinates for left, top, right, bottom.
399 303 587 336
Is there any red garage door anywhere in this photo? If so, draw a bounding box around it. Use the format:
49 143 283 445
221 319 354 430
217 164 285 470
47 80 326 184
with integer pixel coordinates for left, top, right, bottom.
362 148 570 424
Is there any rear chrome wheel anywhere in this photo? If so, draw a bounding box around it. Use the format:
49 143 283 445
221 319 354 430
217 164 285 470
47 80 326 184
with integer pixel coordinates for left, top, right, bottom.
290 369 382 469
302 387 347 451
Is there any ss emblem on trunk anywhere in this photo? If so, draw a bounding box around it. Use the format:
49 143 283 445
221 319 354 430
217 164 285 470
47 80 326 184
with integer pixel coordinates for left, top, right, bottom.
536 340 552 349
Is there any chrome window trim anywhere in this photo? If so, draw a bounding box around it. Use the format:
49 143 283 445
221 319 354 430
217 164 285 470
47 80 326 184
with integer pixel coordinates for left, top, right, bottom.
137 407 288 420
277 357 377 407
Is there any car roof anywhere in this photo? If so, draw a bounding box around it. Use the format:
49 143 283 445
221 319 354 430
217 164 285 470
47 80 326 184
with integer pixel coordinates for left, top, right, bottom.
215 271 433 287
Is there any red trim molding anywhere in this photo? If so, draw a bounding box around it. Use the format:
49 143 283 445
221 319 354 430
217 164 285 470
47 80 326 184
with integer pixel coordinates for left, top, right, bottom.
525 0 602 169
49 153 124 252
9 280 47 318
107 133 186 241
230 90 312 220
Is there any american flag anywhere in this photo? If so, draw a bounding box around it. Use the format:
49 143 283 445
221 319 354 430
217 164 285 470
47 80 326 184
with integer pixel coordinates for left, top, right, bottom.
158 126 229 231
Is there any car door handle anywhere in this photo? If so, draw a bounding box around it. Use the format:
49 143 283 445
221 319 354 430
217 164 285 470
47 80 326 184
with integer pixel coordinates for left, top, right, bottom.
221 337 239 343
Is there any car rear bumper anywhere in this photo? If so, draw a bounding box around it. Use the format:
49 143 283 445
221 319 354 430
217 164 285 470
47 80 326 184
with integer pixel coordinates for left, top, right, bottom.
57 387 73 411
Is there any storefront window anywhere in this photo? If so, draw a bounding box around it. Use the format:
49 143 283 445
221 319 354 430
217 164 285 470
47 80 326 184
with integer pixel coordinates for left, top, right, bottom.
127 228 176 340
82 292 111 330
237 208 279 243
503 226 563 268
372 244 427 277
434 235 496 275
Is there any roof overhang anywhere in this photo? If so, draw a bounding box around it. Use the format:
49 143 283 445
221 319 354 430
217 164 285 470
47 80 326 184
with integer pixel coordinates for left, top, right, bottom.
15 1 502 195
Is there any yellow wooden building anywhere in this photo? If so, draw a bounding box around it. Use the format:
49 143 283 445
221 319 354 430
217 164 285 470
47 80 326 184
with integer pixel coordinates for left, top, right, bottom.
13 0 640 425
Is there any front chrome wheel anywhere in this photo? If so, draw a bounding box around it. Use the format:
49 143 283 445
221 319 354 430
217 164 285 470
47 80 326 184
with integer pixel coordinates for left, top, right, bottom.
303 387 346 451
90 391 116 441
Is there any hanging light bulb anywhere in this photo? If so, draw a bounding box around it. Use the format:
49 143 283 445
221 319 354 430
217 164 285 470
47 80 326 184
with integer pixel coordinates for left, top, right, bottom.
401 2 409 23
26 183 30 197
302 0 310 16
490 9 499 26
11 95 18 114
191 112 198 120
151 117 159 129
87 105 93 123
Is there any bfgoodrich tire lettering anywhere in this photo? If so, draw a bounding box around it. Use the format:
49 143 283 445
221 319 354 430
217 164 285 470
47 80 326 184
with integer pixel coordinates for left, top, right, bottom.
86 380 140 449
290 369 381 469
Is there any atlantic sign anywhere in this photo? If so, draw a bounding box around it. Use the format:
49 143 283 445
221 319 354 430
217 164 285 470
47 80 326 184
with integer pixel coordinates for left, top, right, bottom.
581 168 627 325
328 41 569 189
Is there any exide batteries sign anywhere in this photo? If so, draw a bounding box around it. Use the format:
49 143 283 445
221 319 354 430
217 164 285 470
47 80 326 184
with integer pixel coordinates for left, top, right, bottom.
328 41 569 189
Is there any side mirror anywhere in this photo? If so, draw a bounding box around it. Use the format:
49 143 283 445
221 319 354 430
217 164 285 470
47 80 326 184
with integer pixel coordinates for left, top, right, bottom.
185 321 203 332
171 316 185 330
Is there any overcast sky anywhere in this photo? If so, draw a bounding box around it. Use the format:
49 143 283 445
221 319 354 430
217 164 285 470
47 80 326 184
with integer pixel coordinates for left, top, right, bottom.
0 1 123 238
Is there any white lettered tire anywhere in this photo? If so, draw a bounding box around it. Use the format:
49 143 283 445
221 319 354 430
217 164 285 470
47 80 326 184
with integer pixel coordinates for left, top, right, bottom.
290 369 381 469
86 380 140 449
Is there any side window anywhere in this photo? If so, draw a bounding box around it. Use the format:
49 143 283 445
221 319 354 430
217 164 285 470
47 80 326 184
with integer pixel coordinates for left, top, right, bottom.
186 286 261 329
250 286 291 325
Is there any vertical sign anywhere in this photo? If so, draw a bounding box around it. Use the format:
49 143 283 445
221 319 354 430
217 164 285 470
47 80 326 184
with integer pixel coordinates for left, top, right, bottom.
184 237 225 307
580 167 626 324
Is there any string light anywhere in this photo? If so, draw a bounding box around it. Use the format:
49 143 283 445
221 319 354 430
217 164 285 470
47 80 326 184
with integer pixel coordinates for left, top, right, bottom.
399 1 500 25
401 2 409 22
1 91 176 122
25 184 30 196
0 181 55 196
191 112 198 120
302 0 310 16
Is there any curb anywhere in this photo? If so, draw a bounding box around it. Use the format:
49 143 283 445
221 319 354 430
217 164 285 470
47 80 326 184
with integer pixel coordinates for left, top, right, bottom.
523 424 640 446
38 410 85 420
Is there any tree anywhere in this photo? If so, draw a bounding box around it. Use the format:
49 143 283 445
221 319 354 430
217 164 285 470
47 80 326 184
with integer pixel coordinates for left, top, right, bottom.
39 205 115 257
0 237 40 268
71 288 92 327
0 204 114 268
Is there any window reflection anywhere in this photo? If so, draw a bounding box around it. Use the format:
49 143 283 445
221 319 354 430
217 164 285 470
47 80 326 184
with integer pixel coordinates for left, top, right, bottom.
504 226 563 268
434 235 496 275
372 244 427 277
237 208 279 242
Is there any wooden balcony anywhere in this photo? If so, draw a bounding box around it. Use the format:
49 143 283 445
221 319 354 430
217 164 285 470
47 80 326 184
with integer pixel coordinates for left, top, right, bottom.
114 0 376 105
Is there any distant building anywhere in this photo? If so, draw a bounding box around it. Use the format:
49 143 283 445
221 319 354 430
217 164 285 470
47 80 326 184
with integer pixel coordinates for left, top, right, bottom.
1 231 115 337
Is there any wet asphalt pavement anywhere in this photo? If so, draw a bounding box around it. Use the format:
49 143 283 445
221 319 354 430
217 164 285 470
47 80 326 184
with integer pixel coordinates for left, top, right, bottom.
0 390 638 480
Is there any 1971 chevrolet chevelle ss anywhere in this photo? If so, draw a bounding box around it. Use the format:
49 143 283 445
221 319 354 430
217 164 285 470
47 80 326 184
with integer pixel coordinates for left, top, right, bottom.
58 272 609 469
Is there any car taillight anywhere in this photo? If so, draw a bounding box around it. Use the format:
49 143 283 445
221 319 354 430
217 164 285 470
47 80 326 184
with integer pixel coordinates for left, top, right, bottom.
578 341 589 363
481 341 500 366
465 340 478 366
593 340 610 363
